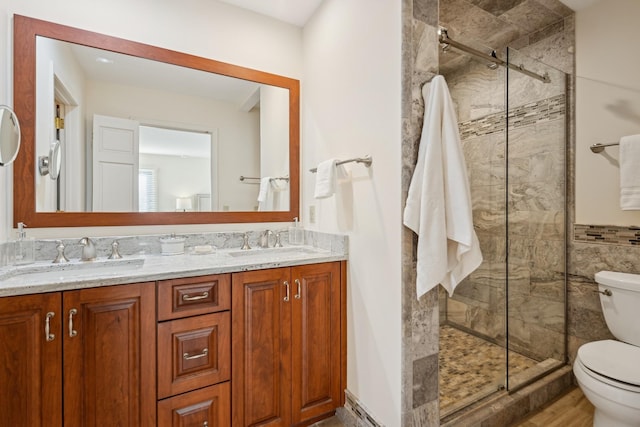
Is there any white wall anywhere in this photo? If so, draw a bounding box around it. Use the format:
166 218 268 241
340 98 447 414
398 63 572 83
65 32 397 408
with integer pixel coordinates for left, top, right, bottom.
35 36 86 212
85 80 260 212
0 0 302 238
260 85 290 211
139 153 211 211
575 0 640 225
302 1 402 425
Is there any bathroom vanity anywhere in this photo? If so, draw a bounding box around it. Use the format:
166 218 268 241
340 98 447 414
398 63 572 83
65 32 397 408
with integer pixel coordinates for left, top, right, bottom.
0 244 347 427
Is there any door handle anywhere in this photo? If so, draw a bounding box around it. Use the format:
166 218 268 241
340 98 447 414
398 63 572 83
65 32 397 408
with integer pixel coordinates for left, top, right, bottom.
45 312 55 342
284 281 290 302
182 291 209 301
68 308 78 337
294 279 301 299
183 348 208 360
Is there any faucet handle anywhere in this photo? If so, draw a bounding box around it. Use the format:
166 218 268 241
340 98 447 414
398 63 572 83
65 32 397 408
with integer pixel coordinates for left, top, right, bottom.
274 232 283 248
241 232 251 250
52 240 69 264
108 240 123 259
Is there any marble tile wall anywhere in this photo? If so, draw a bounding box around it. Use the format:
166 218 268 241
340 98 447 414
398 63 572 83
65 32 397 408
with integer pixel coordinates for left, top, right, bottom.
1 230 348 263
401 0 577 425
401 0 440 425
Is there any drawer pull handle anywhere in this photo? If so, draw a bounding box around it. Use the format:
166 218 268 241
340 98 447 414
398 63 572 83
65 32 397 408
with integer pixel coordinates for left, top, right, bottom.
182 291 209 302
203 422 208 427
45 311 55 342
183 348 208 360
68 308 78 338
284 281 290 302
294 279 301 299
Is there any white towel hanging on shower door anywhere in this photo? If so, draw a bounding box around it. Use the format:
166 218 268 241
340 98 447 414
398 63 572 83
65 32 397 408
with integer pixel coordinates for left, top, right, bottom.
403 75 483 299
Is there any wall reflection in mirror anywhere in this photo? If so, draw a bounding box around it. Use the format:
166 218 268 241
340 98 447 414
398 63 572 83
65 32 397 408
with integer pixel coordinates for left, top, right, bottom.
35 37 290 213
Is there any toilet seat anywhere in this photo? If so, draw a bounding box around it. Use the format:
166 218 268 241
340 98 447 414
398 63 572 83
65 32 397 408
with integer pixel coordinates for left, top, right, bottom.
577 340 640 392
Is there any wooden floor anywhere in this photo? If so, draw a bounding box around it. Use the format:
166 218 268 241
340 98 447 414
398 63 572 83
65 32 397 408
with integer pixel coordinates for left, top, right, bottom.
313 387 594 427
512 387 594 426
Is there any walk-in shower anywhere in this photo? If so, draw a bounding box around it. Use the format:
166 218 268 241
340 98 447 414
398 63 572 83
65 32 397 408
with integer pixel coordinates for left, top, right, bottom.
437 19 568 419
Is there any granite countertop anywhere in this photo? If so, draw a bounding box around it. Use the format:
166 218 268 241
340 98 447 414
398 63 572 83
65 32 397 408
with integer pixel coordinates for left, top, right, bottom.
0 245 347 297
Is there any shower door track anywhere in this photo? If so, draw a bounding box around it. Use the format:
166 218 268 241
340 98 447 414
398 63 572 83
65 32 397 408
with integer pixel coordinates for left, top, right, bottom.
438 28 551 83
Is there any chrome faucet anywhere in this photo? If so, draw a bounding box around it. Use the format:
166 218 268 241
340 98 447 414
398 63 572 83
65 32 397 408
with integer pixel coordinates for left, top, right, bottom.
259 230 273 248
78 237 97 261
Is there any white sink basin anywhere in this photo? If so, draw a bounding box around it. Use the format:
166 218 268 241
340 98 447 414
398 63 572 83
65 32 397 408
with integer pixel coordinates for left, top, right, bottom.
0 257 145 281
227 247 321 258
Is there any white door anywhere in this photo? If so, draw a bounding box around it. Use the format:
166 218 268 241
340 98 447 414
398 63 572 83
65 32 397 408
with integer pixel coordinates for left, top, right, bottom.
92 114 139 211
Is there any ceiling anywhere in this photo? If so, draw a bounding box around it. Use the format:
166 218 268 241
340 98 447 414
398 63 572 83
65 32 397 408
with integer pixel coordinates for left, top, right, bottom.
217 0 323 26
216 0 598 27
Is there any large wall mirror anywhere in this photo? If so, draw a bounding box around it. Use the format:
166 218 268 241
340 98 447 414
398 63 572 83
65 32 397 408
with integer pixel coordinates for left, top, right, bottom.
13 15 299 227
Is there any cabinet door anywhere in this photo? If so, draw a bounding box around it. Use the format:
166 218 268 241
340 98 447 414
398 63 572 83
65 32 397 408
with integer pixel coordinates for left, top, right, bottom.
291 263 342 424
63 282 156 427
0 293 62 427
231 268 292 427
158 382 230 427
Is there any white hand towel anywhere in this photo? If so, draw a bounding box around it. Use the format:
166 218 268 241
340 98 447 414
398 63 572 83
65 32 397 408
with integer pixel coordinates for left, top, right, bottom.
620 135 640 210
257 177 271 211
314 159 337 199
403 75 483 299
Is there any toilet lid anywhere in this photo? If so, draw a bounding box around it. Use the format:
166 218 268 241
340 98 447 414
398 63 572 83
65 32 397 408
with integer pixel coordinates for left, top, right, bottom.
578 340 640 386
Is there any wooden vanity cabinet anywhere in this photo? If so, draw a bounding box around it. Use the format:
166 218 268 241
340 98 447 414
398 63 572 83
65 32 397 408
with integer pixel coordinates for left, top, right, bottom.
63 282 156 426
0 282 156 427
0 293 62 426
231 262 345 427
157 274 232 427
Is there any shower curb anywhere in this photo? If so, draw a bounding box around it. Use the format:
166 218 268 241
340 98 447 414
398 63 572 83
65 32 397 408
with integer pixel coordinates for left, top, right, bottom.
440 365 573 427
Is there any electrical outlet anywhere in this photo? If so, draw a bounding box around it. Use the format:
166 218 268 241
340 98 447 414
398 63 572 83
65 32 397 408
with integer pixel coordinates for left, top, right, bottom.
309 205 316 224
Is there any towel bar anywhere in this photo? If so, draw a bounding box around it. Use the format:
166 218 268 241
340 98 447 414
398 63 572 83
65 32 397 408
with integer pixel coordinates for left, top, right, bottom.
590 142 619 153
309 155 373 173
239 176 290 182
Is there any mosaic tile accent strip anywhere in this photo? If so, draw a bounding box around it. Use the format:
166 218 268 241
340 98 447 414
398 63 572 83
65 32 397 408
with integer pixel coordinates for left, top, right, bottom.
574 224 640 245
344 389 384 427
458 94 565 140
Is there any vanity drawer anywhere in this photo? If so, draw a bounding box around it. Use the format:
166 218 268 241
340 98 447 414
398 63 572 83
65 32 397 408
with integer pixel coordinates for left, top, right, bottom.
158 312 230 398
158 274 230 321
158 382 230 427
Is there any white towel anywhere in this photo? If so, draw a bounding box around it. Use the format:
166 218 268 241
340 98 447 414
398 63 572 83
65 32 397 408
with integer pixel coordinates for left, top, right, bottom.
314 159 337 199
620 135 640 210
403 75 483 298
257 177 271 211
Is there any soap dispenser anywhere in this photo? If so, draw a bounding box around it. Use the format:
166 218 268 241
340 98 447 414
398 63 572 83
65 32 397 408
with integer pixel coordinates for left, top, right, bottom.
14 222 35 265
288 217 304 245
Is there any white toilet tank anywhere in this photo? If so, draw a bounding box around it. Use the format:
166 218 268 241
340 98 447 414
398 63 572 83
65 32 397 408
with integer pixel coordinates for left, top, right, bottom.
595 271 640 347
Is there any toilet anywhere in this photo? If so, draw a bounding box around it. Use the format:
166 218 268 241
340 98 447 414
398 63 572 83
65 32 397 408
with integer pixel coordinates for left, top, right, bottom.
573 271 640 427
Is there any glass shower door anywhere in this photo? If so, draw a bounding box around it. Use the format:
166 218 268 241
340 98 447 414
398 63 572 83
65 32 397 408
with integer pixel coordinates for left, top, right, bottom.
505 47 567 391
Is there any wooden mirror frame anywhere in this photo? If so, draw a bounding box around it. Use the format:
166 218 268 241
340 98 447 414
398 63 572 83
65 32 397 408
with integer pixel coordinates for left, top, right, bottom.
13 15 299 227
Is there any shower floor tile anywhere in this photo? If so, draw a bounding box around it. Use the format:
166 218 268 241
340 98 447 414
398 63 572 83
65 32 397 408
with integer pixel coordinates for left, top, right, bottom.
439 325 539 417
